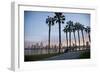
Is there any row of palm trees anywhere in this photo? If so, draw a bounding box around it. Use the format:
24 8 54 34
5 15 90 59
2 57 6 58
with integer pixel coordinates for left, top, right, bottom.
63 21 90 51
46 12 90 53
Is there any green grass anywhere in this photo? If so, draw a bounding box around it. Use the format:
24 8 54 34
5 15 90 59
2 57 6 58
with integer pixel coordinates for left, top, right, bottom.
24 53 63 62
79 51 90 59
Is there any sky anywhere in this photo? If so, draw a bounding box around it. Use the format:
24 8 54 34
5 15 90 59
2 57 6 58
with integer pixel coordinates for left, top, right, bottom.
24 11 90 48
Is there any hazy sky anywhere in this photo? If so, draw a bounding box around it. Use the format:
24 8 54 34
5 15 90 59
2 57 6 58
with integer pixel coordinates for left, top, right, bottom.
24 11 90 47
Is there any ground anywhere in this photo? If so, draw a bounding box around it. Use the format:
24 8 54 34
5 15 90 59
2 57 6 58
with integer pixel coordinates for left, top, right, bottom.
24 50 90 62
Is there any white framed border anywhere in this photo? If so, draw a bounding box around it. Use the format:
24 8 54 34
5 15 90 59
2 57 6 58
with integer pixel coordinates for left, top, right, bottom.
11 1 97 71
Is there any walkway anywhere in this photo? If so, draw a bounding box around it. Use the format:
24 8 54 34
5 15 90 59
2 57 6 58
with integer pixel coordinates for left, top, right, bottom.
45 50 88 60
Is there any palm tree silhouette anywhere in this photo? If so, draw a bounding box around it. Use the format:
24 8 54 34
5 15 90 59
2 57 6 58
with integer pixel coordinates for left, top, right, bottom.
46 16 55 53
66 20 73 50
74 22 81 50
63 25 69 49
72 23 77 50
80 24 85 47
85 26 90 42
54 12 65 53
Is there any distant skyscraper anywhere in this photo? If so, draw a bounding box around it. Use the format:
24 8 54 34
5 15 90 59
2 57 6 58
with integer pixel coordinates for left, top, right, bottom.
36 43 39 48
40 42 43 48
31 45 34 48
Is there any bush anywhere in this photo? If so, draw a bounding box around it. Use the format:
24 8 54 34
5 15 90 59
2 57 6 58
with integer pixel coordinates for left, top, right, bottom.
79 51 90 59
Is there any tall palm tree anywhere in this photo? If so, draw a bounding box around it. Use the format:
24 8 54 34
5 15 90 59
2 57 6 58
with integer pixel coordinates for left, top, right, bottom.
72 24 77 47
54 12 65 53
46 16 55 53
74 22 81 50
63 25 69 49
85 26 90 42
80 24 85 46
66 20 73 50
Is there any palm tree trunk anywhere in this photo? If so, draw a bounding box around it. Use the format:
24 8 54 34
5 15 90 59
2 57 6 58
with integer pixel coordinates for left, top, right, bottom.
69 31 71 51
59 22 61 53
77 30 80 50
81 30 85 47
70 32 72 51
48 25 51 53
66 32 68 49
88 33 90 42
73 31 76 51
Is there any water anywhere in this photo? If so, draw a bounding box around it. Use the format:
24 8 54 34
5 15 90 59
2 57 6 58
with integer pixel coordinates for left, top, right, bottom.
24 47 90 55
24 48 61 55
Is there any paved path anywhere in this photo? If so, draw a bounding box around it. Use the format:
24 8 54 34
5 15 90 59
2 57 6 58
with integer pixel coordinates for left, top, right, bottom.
45 51 87 60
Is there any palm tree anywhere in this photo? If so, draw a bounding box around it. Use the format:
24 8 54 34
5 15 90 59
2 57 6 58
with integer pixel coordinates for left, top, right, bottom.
74 22 81 50
72 24 77 48
46 16 55 53
63 25 69 49
54 12 65 53
80 24 85 47
85 26 90 42
66 20 73 50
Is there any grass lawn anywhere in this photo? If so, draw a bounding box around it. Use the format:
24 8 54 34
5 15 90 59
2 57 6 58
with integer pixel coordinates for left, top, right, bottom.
79 51 90 59
24 53 63 62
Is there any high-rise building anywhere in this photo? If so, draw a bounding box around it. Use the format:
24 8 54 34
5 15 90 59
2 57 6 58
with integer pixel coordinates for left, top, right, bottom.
36 43 39 48
40 42 43 48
